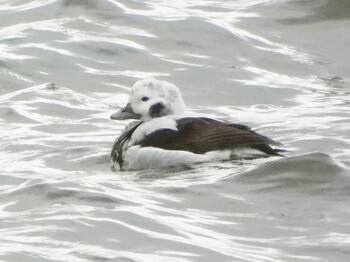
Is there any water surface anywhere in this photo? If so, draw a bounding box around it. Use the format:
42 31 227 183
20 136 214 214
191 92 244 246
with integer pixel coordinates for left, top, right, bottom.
1 0 350 261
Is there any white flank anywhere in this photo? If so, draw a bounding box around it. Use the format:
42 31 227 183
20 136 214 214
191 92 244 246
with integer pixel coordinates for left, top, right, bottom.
123 146 233 170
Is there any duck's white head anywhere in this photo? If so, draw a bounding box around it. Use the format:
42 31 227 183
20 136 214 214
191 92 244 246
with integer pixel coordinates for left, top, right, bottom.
111 79 186 121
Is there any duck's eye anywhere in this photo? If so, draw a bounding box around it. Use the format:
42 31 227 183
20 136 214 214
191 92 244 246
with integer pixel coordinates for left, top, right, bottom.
141 96 149 102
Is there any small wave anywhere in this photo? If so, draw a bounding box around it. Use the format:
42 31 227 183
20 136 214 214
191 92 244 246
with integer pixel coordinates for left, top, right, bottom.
0 83 110 123
237 152 350 193
1 180 133 213
0 82 118 174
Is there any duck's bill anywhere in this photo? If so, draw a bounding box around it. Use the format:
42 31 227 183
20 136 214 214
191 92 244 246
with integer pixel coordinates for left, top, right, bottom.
110 103 141 120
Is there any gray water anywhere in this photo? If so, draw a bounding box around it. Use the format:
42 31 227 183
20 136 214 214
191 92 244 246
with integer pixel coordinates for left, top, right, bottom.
1 0 350 261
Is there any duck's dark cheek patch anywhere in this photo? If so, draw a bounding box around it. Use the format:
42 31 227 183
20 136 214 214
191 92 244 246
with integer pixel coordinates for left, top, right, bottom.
149 102 167 118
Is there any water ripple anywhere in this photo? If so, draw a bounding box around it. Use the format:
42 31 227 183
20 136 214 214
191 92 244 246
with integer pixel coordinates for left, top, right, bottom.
1 0 350 261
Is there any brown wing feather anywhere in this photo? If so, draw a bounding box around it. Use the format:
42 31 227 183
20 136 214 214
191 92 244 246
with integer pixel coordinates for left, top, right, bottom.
138 117 281 155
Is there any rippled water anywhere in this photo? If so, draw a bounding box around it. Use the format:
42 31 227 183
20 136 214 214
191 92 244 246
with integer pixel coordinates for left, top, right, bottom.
1 0 350 261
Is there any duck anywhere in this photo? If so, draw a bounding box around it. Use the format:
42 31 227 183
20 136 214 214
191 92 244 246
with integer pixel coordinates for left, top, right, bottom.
110 79 282 170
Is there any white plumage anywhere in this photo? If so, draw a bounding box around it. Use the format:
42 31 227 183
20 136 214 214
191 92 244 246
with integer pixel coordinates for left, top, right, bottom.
110 79 282 170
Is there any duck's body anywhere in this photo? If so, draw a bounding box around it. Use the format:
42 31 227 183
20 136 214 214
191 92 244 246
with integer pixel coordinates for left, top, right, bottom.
110 79 282 170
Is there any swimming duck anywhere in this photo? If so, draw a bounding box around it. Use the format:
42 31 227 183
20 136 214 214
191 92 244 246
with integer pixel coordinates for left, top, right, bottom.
110 79 282 170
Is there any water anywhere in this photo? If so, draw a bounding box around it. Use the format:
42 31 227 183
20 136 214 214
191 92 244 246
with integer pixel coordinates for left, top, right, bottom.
1 0 350 261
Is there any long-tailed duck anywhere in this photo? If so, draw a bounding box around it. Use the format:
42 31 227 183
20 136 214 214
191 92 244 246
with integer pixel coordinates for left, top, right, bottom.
110 79 282 170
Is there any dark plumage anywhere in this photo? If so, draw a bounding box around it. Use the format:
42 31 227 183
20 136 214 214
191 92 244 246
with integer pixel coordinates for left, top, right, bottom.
111 117 282 169
111 122 142 170
140 118 281 154
110 79 283 170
